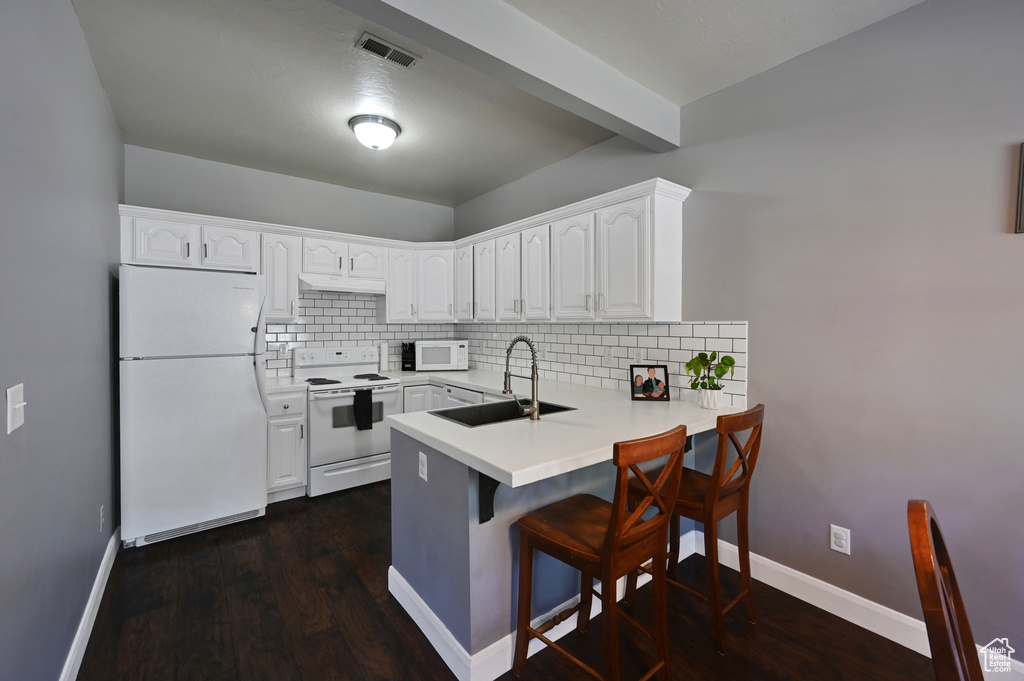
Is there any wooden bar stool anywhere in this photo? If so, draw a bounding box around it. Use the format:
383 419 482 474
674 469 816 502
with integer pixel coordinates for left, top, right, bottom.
512 425 687 681
626 404 765 655
908 499 984 681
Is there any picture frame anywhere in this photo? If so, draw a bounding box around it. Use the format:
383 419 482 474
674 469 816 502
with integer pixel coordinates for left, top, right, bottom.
1016 142 1024 234
629 364 670 401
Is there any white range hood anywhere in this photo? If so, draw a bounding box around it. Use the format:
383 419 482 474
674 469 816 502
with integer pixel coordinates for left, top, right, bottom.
298 274 386 295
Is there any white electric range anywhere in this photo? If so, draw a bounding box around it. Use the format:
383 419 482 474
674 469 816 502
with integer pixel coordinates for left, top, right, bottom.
293 345 402 496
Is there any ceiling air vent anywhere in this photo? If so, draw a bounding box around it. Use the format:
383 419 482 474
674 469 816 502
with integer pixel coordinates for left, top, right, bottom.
357 32 420 68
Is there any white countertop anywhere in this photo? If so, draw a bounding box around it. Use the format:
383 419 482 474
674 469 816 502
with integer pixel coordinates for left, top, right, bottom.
385 368 738 488
265 376 310 394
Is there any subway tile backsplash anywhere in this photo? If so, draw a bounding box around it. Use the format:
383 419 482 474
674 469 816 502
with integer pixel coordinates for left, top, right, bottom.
265 292 747 408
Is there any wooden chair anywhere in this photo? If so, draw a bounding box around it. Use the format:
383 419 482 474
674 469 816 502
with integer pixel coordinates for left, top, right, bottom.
908 500 984 681
512 425 687 681
626 403 765 655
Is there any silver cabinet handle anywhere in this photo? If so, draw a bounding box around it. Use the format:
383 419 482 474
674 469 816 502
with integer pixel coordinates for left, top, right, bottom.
585 294 591 311
203 243 208 259
186 242 190 258
350 257 354 270
448 303 452 315
600 293 606 311
410 303 414 315
300 424 304 439
339 256 344 270
291 300 296 315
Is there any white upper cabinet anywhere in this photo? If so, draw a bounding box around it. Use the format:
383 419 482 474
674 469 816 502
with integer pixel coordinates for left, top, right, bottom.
302 237 347 275
473 240 496 322
348 243 385 280
455 245 474 321
597 198 649 320
551 212 596 320
130 217 201 267
202 225 260 272
262 233 301 322
386 249 417 323
495 233 522 322
417 249 455 322
125 216 258 272
520 224 551 321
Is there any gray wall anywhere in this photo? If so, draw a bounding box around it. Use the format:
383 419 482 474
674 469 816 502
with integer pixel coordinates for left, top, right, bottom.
0 0 123 679
455 0 1024 646
125 145 454 241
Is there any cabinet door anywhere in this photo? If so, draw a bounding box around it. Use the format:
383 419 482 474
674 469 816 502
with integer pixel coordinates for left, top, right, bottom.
387 249 417 322
455 245 474 321
473 240 497 323
473 240 496 322
348 243 385 280
551 213 595 320
267 415 306 492
132 218 201 267
202 226 260 272
428 385 446 410
403 385 429 413
521 224 550 321
263 234 300 322
302 237 347 275
597 198 650 319
417 249 455 322
495 233 522 321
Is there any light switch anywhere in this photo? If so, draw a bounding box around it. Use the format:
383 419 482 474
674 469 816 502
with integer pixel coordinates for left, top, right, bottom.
7 383 27 434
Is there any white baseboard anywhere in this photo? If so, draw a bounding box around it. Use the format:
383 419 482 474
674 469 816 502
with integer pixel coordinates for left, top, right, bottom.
59 527 120 681
688 530 1024 679
389 565 606 681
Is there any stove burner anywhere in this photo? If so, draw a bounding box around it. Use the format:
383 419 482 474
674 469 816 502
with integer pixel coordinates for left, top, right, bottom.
352 374 392 381
306 378 342 385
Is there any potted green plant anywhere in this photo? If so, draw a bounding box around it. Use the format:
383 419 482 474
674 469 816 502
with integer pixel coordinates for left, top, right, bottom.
684 351 735 409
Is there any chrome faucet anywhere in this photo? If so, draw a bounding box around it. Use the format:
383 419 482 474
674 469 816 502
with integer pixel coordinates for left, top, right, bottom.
503 335 540 421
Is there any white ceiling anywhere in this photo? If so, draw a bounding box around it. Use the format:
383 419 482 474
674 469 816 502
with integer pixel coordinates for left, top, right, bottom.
71 0 922 207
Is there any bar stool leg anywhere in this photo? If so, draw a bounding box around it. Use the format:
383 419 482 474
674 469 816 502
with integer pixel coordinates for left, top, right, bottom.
737 497 756 623
704 519 727 655
513 536 534 676
577 574 593 632
601 569 620 681
668 514 681 576
652 548 671 681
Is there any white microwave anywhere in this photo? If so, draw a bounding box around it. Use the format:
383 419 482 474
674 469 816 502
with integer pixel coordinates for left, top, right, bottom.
415 340 469 371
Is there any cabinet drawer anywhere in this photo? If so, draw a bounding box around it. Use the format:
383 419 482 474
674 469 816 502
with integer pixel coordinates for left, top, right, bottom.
268 392 306 418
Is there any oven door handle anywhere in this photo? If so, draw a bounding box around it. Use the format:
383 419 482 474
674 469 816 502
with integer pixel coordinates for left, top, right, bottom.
310 385 401 400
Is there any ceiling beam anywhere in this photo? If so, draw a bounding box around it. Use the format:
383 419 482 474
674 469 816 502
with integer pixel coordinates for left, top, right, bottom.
328 0 680 152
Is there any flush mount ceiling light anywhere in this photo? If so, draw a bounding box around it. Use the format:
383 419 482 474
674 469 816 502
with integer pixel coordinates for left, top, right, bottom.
348 115 401 151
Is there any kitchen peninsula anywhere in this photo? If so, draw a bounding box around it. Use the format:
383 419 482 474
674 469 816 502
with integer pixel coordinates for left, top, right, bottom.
385 369 738 681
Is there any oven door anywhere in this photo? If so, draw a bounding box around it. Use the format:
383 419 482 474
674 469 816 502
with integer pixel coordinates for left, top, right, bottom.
307 385 402 467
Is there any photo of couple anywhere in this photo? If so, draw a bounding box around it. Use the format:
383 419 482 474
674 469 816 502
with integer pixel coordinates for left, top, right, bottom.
630 365 670 401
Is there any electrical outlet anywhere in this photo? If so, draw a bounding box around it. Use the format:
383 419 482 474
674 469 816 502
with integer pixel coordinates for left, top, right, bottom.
418 452 428 482
830 524 851 555
99 505 105 532
537 344 546 360
632 348 644 363
602 346 614 364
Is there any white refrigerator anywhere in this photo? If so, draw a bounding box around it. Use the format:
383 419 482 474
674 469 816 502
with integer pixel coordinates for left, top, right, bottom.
119 265 268 547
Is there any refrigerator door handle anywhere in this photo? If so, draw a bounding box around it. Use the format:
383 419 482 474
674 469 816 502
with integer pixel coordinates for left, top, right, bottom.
253 295 269 414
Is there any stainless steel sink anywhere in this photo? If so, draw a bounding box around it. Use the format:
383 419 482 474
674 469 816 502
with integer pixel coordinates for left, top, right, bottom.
429 397 575 427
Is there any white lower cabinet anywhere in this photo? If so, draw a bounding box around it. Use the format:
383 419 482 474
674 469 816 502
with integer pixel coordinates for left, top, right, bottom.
267 391 307 498
403 385 429 413
404 384 446 412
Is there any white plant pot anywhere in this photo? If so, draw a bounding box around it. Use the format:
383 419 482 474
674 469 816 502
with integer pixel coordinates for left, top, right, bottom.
698 388 727 410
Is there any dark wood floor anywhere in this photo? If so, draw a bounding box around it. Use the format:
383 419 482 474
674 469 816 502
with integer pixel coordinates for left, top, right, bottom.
79 482 935 681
